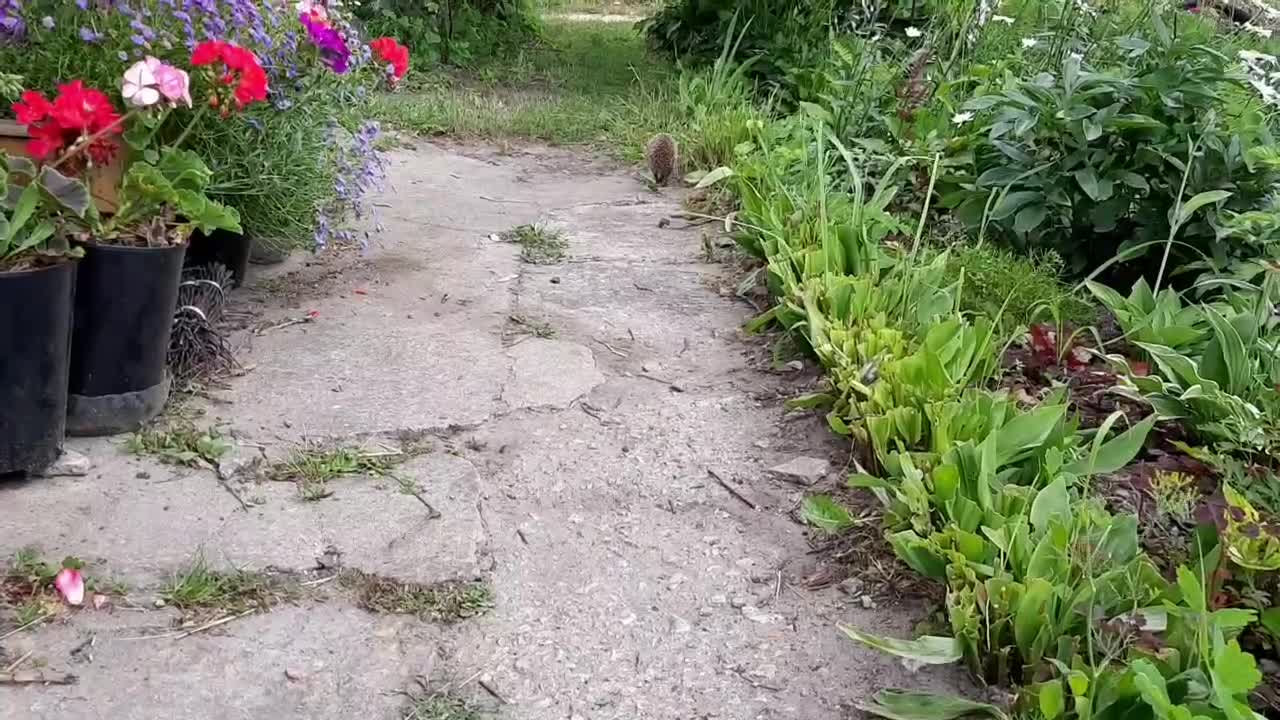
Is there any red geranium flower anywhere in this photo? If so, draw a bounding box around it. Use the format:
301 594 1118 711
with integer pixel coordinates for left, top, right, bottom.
369 37 410 84
191 40 270 112
10 81 122 164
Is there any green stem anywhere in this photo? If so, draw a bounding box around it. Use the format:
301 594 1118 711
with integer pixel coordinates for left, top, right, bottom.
171 103 210 150
51 110 136 170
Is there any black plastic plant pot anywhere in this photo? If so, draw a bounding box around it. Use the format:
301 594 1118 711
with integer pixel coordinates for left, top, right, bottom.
0 261 75 474
186 228 250 288
67 242 186 437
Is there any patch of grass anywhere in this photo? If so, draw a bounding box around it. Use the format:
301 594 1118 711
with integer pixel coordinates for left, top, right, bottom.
342 571 494 623
371 18 755 170
126 423 233 468
501 223 568 264
507 314 557 339
265 445 397 502
163 556 286 614
403 694 485 720
939 243 1094 332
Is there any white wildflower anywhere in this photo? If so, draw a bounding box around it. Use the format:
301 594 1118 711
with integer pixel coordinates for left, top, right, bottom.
906 26 923 38
951 111 975 125
992 14 1015 23
1021 37 1039 48
1245 22 1274 38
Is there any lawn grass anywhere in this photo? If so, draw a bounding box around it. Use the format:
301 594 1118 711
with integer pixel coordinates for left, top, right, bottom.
371 18 687 164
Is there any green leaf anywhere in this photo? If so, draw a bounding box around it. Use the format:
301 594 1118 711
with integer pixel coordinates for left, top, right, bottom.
1073 167 1113 202
1211 640 1261 696
1176 566 1207 613
1014 203 1048 234
1200 307 1248 396
5 182 42 241
857 690 1008 720
36 166 92 218
1029 477 1072 530
1039 681 1065 720
177 191 242 235
693 166 735 189
991 191 1041 221
1014 577 1056 653
839 626 962 665
800 495 855 533
1261 607 1280 641
996 404 1066 466
157 148 213 192
1064 414 1156 476
1173 190 1231 229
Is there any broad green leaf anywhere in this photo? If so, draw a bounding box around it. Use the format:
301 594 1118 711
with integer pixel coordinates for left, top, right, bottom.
1261 607 1280 641
991 191 1041 221
1211 640 1261 696
37 166 92 218
857 690 1008 720
1176 566 1207 613
1173 189 1231 229
1029 477 1072 530
694 166 735 189
1074 167 1113 202
1200 307 1248 396
997 404 1067 466
157 147 214 192
9 219 56 256
839 626 962 665
1064 414 1156 476
5 182 41 242
1039 681 1065 720
1014 204 1048 234
1014 577 1056 653
800 495 854 533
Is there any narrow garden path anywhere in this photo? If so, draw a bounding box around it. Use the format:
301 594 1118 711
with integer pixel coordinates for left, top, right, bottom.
1 141 961 718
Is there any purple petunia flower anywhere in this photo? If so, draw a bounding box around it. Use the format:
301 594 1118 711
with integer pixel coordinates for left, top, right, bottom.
299 12 350 74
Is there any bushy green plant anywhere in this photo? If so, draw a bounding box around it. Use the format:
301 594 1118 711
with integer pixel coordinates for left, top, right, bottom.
0 153 92 269
943 243 1092 330
945 21 1280 277
354 0 538 66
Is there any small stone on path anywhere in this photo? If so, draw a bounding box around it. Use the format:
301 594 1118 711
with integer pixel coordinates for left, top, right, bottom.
768 456 830 486
36 450 91 477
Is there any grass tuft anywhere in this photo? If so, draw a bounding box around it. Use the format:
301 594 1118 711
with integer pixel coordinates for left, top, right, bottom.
162 555 288 614
341 571 493 623
403 694 485 720
264 445 398 502
501 223 568 264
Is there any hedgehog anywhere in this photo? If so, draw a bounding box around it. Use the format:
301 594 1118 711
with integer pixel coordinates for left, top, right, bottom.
646 133 678 186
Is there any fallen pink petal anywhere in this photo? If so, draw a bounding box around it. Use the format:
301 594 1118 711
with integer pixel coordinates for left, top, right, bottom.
92 593 110 610
54 568 85 606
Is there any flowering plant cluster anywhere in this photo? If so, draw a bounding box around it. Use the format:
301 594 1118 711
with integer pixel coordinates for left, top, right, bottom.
13 82 122 165
1 0 411 253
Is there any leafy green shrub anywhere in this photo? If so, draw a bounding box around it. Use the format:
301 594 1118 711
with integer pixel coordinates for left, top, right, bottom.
941 242 1093 330
354 0 539 66
945 20 1280 277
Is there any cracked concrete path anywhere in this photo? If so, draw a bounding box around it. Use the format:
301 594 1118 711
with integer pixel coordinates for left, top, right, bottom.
0 141 962 719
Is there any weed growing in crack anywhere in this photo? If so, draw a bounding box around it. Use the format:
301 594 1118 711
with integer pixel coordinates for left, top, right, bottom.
506 314 556 340
501 223 567 264
162 555 288 614
403 694 484 720
341 570 493 623
265 445 398 502
126 423 232 468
